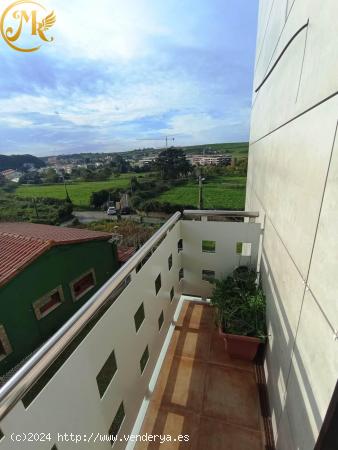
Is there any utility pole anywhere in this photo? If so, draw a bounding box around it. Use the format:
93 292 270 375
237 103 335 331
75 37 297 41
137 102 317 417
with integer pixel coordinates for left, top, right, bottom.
64 181 71 203
137 136 175 149
198 168 204 210
165 136 175 148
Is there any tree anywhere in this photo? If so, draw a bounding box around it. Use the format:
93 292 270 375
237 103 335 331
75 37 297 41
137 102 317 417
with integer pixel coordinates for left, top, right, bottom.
0 173 6 186
42 168 60 183
19 171 42 184
130 176 140 193
90 189 120 209
155 147 191 180
110 155 131 174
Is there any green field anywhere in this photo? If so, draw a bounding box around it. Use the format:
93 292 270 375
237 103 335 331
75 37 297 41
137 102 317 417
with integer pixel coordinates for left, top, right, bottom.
203 176 246 209
156 176 246 210
156 180 199 207
15 173 246 210
16 174 138 207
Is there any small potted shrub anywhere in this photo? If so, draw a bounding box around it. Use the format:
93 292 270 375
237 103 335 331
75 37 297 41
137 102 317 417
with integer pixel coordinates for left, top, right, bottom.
211 266 267 361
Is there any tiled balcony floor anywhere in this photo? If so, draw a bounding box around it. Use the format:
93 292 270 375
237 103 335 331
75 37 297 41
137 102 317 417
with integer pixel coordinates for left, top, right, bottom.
136 301 265 450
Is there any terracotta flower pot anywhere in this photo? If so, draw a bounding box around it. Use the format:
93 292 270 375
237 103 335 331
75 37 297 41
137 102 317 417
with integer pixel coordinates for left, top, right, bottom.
219 328 261 361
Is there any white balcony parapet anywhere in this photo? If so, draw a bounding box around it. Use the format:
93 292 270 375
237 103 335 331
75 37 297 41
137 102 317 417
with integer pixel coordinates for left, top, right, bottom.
0 213 181 422
0 210 261 450
183 209 259 218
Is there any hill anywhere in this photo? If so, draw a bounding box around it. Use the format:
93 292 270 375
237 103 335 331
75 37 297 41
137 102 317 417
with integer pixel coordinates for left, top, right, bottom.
122 141 249 159
0 154 46 171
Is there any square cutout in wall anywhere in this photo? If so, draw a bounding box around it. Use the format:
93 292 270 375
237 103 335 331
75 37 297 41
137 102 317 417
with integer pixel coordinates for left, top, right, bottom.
134 303 145 332
236 242 252 256
140 346 149 374
155 274 162 295
202 270 215 282
109 402 125 443
202 240 216 253
96 350 117 398
168 254 173 271
158 311 164 330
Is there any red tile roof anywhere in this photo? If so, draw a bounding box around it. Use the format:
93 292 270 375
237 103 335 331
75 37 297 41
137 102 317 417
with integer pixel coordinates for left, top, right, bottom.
117 246 136 264
0 222 112 287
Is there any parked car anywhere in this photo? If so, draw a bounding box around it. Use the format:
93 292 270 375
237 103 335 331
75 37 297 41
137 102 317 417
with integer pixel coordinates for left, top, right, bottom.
120 207 132 215
107 207 117 215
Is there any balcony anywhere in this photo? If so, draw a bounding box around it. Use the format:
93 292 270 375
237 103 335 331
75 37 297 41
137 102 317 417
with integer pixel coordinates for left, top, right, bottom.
0 210 268 450
136 301 265 450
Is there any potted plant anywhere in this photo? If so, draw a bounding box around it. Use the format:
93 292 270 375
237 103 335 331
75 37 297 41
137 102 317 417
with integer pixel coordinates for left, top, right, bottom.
211 266 267 361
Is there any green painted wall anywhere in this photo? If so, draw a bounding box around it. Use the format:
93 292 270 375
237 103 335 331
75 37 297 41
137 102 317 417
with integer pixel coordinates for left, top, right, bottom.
0 240 118 376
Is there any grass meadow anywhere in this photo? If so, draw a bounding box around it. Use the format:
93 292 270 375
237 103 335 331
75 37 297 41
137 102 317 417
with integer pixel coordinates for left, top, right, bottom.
16 174 139 207
16 173 246 210
156 176 246 210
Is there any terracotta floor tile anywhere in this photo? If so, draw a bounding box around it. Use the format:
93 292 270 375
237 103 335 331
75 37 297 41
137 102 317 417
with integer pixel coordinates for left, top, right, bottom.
152 356 206 413
139 301 265 449
175 301 189 328
209 332 253 372
203 364 261 430
176 303 214 331
168 329 212 361
135 403 199 450
195 417 263 450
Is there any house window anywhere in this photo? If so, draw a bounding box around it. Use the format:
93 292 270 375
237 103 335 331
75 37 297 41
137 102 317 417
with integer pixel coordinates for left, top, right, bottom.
109 402 125 444
168 254 173 271
70 269 96 301
140 345 149 374
202 270 215 282
33 286 64 320
179 268 184 281
236 242 252 256
134 303 145 332
177 239 183 253
0 325 12 361
170 287 174 302
96 350 117 398
158 311 164 330
202 240 216 253
155 274 161 295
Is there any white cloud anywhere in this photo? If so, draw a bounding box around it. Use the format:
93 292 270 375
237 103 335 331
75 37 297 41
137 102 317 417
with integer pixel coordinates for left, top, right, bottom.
0 116 33 128
51 0 171 61
0 0 256 154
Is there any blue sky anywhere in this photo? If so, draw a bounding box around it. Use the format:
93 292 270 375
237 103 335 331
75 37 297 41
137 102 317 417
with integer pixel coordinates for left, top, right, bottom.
0 0 258 156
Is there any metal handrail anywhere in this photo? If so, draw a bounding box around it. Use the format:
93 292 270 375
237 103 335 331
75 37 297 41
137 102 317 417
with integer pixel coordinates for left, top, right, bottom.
0 212 182 421
183 209 259 218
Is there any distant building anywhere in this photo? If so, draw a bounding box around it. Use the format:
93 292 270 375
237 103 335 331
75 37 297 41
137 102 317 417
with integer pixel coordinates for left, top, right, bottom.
0 222 119 376
136 156 158 167
0 169 22 183
63 164 74 174
186 154 232 166
47 157 58 165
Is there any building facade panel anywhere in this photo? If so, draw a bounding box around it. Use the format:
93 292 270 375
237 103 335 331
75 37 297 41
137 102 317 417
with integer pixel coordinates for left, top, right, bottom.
247 1 338 448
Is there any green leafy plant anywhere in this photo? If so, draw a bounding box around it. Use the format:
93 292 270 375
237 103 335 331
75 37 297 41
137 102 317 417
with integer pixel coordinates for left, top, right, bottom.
211 266 267 340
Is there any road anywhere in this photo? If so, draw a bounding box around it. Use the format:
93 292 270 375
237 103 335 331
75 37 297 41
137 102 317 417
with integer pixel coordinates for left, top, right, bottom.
72 211 166 225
